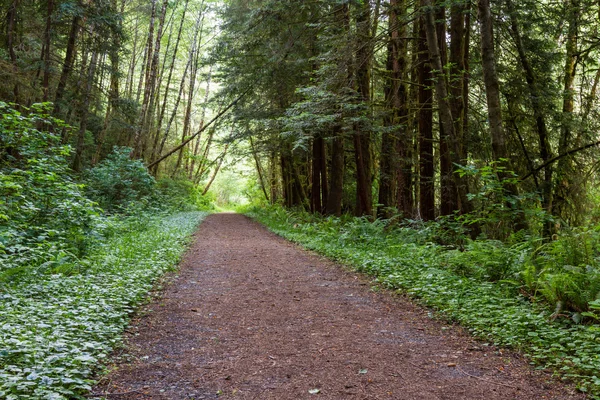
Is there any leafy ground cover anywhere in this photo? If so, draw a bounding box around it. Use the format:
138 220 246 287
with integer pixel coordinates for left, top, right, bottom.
0 211 207 400
246 206 600 397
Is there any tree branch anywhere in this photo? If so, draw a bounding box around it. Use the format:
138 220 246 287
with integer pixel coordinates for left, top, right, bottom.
146 88 250 169
522 140 600 181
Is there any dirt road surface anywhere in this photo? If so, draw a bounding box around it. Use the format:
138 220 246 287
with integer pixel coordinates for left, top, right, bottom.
94 213 584 399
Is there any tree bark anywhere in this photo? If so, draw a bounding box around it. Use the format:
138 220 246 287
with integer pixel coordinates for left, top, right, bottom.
7 0 20 102
423 0 473 218
478 0 527 231
133 0 157 156
418 14 435 221
353 0 374 217
72 50 99 172
506 0 553 230
553 0 580 221
42 0 54 102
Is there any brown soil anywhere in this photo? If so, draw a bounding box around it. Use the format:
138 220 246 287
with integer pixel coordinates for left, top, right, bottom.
94 213 585 400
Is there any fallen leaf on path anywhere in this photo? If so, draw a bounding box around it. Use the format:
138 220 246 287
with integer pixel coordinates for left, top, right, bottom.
308 388 321 394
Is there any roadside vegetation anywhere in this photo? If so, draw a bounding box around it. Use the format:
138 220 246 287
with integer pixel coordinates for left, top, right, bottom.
0 103 210 399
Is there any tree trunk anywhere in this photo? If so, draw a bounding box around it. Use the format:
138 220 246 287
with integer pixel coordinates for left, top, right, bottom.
150 0 190 170
93 0 122 165
72 50 99 172
250 136 270 203
378 0 401 218
478 0 527 232
423 0 473 219
434 2 457 217
553 0 580 222
42 0 54 102
353 0 373 217
133 0 157 156
326 126 345 216
7 0 20 102
418 14 435 221
172 11 204 176
140 0 170 158
506 0 553 232
202 145 229 196
311 136 326 213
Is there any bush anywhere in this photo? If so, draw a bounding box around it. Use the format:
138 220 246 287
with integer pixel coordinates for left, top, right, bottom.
85 147 155 212
155 178 215 212
0 102 99 278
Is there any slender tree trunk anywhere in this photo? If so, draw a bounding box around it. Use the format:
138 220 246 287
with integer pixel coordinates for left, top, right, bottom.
311 136 325 213
250 136 270 203
423 0 473 219
326 126 345 216
353 0 374 217
72 50 98 172
7 0 20 102
553 0 580 221
395 0 412 218
151 0 190 165
172 11 204 176
434 2 457 217
126 17 140 99
189 68 212 179
133 0 157 154
202 145 229 196
378 0 401 218
325 3 349 217
418 14 435 221
42 0 54 102
140 0 170 157
93 0 122 165
506 0 553 232
449 1 468 154
478 0 527 231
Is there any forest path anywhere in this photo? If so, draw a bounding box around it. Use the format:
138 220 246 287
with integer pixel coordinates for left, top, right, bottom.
95 213 583 400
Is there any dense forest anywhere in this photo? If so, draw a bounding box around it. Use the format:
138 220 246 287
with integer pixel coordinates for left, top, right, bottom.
4 0 600 398
3 0 600 225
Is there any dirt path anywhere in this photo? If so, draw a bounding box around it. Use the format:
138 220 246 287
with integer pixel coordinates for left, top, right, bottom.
95 213 584 399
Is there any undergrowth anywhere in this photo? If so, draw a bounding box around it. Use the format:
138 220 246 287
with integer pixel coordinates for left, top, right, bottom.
247 205 600 397
0 211 207 399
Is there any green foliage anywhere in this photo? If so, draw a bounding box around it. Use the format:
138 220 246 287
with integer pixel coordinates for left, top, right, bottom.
155 177 215 211
0 102 100 276
248 206 600 396
0 211 207 399
85 147 155 212
458 161 546 239
520 228 600 316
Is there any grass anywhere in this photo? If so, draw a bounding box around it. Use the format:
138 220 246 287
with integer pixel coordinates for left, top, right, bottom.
0 211 207 400
246 206 600 397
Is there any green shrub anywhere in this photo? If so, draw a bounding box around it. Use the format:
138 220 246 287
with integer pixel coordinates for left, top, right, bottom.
155 177 215 211
85 146 155 212
0 102 99 277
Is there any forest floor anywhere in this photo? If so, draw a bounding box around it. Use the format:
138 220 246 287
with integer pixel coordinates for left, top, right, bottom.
93 213 585 400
